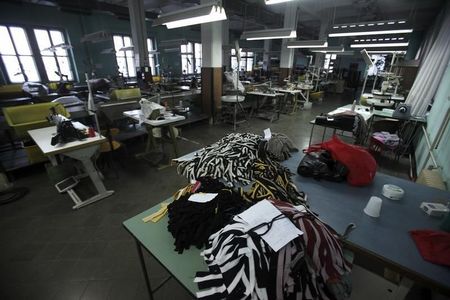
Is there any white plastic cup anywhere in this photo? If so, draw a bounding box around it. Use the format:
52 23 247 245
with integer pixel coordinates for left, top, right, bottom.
364 196 382 218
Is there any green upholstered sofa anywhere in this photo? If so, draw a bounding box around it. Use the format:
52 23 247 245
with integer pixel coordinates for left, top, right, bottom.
110 88 142 102
3 102 70 139
0 84 28 100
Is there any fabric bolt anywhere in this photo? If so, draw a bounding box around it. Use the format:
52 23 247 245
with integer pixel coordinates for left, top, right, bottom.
195 199 352 300
177 133 262 185
167 177 251 254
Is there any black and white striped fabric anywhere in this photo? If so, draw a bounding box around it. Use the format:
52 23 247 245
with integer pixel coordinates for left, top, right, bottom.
177 133 262 185
195 199 351 300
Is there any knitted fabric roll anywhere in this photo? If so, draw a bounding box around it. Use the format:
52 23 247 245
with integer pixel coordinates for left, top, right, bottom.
177 133 262 185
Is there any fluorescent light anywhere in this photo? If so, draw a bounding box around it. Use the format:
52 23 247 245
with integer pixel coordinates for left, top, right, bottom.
152 3 227 29
350 42 409 48
241 28 296 40
265 0 295 4
330 29 413 37
286 40 327 48
367 50 407 54
310 46 344 53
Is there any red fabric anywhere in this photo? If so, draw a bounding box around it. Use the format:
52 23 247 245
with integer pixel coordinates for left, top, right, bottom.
410 230 450 267
307 135 377 186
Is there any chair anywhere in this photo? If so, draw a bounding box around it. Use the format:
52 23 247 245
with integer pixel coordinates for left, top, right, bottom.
221 95 246 131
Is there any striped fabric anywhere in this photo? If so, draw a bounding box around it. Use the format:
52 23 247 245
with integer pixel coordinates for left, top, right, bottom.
195 199 351 300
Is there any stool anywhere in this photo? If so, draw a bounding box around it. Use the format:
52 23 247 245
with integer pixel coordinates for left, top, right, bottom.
221 95 246 131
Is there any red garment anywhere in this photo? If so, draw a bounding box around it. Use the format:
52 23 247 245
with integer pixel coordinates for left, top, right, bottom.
307 135 377 186
410 230 450 267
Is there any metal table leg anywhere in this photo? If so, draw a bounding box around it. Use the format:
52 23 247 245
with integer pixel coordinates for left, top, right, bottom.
136 240 154 300
167 125 179 157
309 123 315 146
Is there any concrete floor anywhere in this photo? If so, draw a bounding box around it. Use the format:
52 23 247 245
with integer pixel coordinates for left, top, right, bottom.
0 94 414 300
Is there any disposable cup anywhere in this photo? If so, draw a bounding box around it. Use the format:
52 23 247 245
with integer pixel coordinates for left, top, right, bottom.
364 196 382 217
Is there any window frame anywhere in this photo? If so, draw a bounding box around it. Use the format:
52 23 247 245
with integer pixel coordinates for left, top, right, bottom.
0 23 77 84
231 49 254 72
33 27 75 82
180 41 202 75
113 33 136 78
147 37 158 75
0 25 40 83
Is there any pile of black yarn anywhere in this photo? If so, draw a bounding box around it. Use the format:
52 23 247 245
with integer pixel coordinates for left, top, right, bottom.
167 177 251 254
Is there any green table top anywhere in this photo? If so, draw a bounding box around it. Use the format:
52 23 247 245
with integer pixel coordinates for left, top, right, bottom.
122 198 206 296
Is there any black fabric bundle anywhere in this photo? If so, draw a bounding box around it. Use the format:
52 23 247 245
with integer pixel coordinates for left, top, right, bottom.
297 150 348 182
176 133 262 185
195 199 352 300
167 177 250 254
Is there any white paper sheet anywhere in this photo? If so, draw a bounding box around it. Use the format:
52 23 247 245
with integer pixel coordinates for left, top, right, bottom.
235 200 303 252
188 193 218 203
264 128 272 140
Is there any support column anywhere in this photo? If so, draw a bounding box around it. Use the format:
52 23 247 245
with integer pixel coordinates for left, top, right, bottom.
314 20 329 68
222 20 231 71
279 1 299 83
128 0 151 81
263 39 271 72
201 0 223 122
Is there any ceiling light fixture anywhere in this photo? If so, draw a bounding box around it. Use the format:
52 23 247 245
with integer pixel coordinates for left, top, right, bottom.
310 46 344 53
286 40 328 48
328 20 413 37
367 50 407 54
241 28 296 40
265 0 295 4
350 42 409 48
152 3 227 29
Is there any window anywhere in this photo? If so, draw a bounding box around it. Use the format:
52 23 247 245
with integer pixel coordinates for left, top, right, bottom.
34 28 74 81
147 38 157 75
324 54 337 73
0 25 40 83
180 42 202 74
231 49 254 72
113 35 136 78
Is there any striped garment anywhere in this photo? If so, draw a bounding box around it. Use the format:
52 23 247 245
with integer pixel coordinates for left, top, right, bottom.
195 199 351 300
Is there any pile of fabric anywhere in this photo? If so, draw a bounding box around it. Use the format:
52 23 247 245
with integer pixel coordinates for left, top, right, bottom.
243 158 307 206
195 199 352 300
260 133 298 161
167 177 251 253
177 133 262 185
167 132 353 300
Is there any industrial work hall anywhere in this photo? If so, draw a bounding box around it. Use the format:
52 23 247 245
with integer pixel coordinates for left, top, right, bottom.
0 0 450 299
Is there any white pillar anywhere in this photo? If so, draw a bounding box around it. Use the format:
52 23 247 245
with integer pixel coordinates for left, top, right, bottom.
200 0 223 120
201 0 223 68
263 39 271 71
128 0 149 68
280 1 299 69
